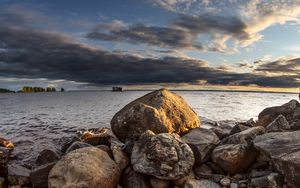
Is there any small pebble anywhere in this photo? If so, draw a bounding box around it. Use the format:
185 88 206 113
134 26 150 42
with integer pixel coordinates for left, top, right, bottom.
220 177 231 186
230 183 238 188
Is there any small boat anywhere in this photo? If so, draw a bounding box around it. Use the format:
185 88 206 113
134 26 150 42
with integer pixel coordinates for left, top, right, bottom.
112 87 122 92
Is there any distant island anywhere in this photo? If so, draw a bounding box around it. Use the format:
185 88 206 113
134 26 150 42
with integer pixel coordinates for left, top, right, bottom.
0 88 14 93
0 87 66 93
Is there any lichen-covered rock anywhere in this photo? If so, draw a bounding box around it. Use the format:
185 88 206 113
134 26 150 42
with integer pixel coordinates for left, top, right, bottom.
182 128 220 164
131 130 195 180
111 89 200 142
257 100 300 127
266 115 290 132
183 179 221 188
211 144 257 175
121 167 151 188
253 131 300 188
48 147 120 188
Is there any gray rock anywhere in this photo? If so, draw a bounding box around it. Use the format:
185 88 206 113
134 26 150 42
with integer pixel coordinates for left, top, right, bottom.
221 126 265 145
7 164 30 186
250 173 282 187
194 164 213 177
30 162 56 188
229 124 249 135
290 120 300 130
131 130 195 180
257 100 300 127
230 183 238 188
220 177 231 186
184 179 221 188
65 141 92 153
121 167 151 188
211 144 257 175
210 124 232 139
254 131 300 188
182 128 220 164
266 114 290 132
48 147 120 188
111 89 200 142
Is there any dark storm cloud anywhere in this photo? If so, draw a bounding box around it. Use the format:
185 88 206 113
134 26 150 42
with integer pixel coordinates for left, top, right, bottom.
86 14 250 52
0 25 299 88
254 57 300 75
87 23 204 50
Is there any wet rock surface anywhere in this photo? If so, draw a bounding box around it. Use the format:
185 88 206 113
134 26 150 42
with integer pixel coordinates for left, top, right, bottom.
111 89 200 142
131 130 195 180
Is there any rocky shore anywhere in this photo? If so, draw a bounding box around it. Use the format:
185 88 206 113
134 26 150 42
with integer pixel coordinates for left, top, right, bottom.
0 88 300 188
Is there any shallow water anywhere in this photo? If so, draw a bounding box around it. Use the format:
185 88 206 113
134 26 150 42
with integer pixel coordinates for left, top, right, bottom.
0 90 297 166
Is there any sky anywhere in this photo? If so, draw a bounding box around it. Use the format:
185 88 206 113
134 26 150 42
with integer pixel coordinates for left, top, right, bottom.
0 0 299 92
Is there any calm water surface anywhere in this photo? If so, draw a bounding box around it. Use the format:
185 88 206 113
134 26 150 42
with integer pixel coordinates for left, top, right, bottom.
0 90 297 165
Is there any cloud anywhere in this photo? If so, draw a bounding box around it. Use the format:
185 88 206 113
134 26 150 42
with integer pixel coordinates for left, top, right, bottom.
149 0 300 51
0 4 299 89
254 55 300 76
86 14 251 53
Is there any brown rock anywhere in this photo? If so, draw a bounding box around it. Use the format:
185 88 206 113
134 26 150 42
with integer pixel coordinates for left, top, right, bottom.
182 128 220 164
257 100 300 127
150 177 170 188
194 164 213 177
131 130 195 180
211 144 257 175
48 147 120 188
111 89 200 142
112 146 129 172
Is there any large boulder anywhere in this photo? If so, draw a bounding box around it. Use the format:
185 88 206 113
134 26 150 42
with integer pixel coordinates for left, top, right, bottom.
131 130 195 180
182 128 220 164
48 147 120 188
253 131 300 188
111 89 200 142
211 144 257 175
257 100 300 127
